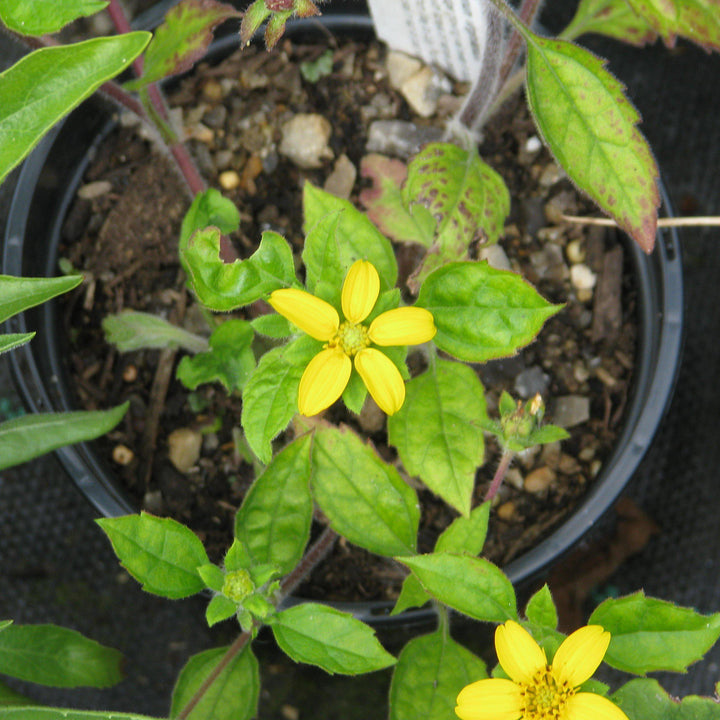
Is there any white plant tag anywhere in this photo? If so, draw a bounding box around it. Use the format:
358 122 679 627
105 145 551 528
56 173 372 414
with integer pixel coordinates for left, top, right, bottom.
366 0 489 81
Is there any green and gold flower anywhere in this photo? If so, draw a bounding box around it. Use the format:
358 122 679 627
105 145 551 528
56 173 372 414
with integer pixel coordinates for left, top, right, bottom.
456 620 628 720
268 259 436 416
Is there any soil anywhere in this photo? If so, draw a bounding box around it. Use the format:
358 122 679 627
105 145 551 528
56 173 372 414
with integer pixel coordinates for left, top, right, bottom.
58 32 636 604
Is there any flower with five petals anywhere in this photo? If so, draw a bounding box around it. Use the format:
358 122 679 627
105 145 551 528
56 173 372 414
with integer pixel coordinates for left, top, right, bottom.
268 259 436 416
456 620 629 720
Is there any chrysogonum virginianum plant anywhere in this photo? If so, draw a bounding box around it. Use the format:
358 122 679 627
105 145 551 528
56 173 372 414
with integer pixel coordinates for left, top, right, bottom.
1 1 720 719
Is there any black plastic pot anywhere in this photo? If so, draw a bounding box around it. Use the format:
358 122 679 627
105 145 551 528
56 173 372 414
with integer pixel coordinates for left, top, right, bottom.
2 14 683 625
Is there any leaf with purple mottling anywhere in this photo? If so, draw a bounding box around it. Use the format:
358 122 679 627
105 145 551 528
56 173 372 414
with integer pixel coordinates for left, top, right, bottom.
524 34 659 252
125 0 241 90
625 0 720 51
562 0 657 46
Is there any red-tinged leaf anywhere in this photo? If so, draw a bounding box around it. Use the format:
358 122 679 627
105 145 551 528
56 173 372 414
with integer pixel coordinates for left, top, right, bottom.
562 0 658 46
240 0 270 45
265 10 292 48
125 0 241 90
524 35 659 252
625 0 720 51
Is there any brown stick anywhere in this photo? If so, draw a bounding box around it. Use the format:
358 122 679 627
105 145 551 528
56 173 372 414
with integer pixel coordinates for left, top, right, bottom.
561 214 720 228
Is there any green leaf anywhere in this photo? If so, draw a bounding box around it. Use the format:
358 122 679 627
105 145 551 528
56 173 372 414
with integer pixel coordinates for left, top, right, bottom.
0 275 81 324
589 591 720 674
103 310 208 354
0 711 158 720
269 603 396 675
205 595 238 627
170 645 259 720
435 502 491 556
0 678 33 706
0 0 108 36
0 333 35 356
176 319 255 393
524 33 659 252
0 624 122 688
0 33 150 185
359 154 436 248
613 677 720 720
250 313 292 338
301 210 345 294
561 0 658 46
180 188 241 245
124 0 241 90
182 228 296 311
387 359 487 516
389 631 487 720
403 143 510 286
300 48 333 83
528 424 571 446
0 403 128 471
398 553 517 622
625 0 720 51
234 435 313 576
241 335 318 462
97 513 209 599
525 584 559 630
391 574 430 616
311 425 419 557
303 183 398 290
197 563 225 592
417 261 561 362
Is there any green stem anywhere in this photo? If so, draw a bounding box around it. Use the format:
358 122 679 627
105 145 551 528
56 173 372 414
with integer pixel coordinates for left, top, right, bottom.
484 448 514 502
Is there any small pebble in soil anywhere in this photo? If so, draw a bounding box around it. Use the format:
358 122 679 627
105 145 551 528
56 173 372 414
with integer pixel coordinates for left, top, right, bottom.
219 170 241 190
366 119 443 159
279 113 333 169
122 364 138 383
112 444 134 466
399 65 452 117
524 466 556 493
385 50 423 90
552 396 591 428
167 428 203 473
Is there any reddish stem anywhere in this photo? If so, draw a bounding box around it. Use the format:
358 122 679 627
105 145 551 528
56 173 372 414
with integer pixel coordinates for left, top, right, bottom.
497 0 543 88
485 449 514 502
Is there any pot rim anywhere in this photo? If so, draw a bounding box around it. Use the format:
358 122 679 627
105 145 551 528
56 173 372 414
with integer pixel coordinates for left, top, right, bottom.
2 14 683 625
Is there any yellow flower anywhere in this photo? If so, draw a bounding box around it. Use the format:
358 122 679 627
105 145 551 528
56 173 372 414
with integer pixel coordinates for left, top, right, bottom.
456 620 629 720
268 259 436 416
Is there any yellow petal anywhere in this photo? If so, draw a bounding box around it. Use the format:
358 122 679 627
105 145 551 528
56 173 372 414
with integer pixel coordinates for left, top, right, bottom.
565 692 630 720
495 620 546 685
552 625 610 687
268 288 339 341
298 347 351 416
354 348 405 415
368 307 436 346
455 678 522 720
341 259 380 324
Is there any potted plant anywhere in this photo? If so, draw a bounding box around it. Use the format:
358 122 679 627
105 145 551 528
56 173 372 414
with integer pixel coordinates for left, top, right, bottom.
0 2 715 719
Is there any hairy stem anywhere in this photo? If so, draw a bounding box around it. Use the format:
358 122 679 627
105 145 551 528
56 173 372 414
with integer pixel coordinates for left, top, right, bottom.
485 449 514 502
497 0 543 88
175 630 252 720
279 525 338 599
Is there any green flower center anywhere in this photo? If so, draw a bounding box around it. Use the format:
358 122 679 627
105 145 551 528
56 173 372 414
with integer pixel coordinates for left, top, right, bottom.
222 569 254 603
520 667 575 719
334 322 370 356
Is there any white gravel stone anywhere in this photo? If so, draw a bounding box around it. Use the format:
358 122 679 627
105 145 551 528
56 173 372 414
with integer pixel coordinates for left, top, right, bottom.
279 113 333 169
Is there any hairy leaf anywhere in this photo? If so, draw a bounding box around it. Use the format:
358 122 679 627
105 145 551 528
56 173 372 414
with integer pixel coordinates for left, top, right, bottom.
435 502 491 556
389 631 487 720
312 425 419 557
270 603 396 675
180 187 241 244
590 591 720 674
387 359 487 516
0 624 122 688
562 0 657 46
525 584 559 630
125 0 241 90
303 183 398 290
0 275 81 324
176 319 254 393
234 435 313 576
0 34 150 184
613 677 720 720
625 0 720 51
103 310 208 354
97 513 209 599
416 261 561 362
0 711 157 719
0 332 35 356
182 228 295 311
0 403 128 471
0 0 108 36
399 553 517 622
524 33 659 252
170 645 259 720
391 574 430 616
241 335 318 462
